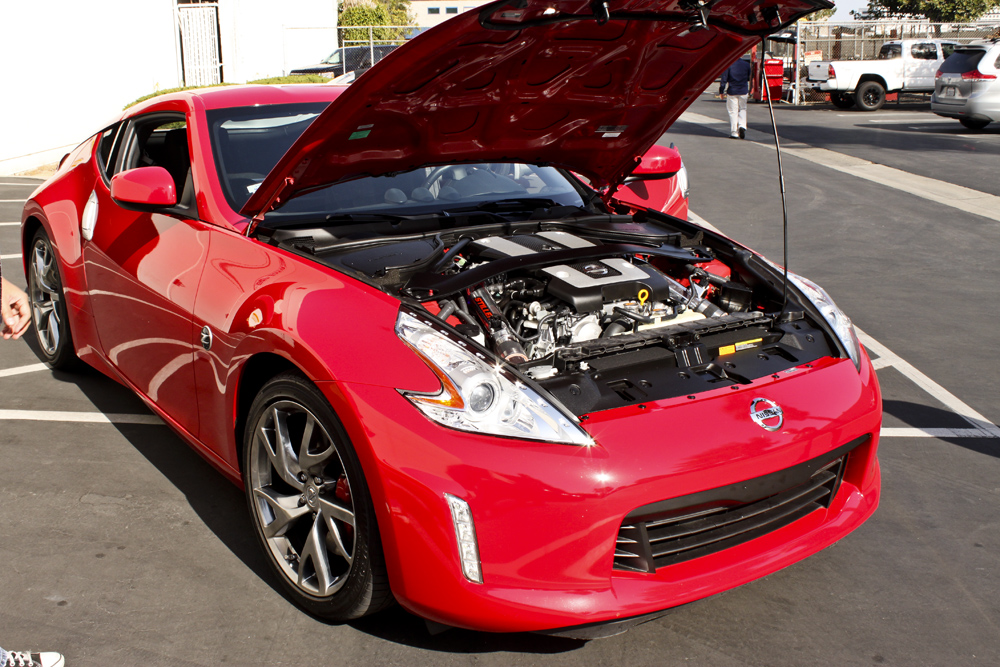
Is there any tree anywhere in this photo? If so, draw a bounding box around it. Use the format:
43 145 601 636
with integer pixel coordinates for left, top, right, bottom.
854 0 997 22
339 0 414 44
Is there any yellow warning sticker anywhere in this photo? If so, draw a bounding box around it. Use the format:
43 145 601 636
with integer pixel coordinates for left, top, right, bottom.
718 338 762 356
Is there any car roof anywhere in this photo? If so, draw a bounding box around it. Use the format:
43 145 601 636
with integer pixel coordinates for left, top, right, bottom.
127 84 348 117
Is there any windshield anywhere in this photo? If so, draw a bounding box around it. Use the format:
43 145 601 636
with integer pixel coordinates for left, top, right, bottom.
207 103 588 225
878 44 901 60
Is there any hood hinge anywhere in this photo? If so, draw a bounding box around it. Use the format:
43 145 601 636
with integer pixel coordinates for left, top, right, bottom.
246 176 295 237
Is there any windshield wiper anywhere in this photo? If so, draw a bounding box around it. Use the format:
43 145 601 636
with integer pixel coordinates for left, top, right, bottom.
443 197 561 216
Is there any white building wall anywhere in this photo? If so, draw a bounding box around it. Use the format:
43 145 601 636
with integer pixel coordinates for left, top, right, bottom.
0 0 182 174
410 0 492 28
217 0 338 82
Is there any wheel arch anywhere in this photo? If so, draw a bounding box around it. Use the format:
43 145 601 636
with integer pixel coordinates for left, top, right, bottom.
857 74 889 91
232 351 300 473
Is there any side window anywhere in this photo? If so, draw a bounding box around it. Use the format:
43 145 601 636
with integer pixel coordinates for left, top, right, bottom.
95 124 121 182
428 7 440 13
910 43 937 60
995 51 1000 69
942 44 956 59
116 113 194 214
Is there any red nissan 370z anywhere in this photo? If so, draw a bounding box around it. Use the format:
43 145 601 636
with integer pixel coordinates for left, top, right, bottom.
21 0 878 636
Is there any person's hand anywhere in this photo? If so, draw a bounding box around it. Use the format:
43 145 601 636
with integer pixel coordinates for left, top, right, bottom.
717 94 726 100
1 277 31 340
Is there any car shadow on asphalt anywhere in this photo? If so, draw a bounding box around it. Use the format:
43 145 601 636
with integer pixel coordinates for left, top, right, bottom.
21 337 590 652
882 399 1000 458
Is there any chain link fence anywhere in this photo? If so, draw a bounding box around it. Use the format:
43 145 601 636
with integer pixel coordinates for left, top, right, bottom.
779 21 1000 103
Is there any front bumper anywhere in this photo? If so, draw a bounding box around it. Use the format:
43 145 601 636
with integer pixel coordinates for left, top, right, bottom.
323 352 881 633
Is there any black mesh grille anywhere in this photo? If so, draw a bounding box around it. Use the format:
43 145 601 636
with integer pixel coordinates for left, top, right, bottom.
614 435 869 573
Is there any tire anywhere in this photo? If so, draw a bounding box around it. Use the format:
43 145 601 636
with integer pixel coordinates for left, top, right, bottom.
854 81 886 112
829 92 856 109
959 117 990 130
27 228 79 370
243 371 393 621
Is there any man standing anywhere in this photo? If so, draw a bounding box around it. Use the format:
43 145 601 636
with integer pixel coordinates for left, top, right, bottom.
719 56 752 139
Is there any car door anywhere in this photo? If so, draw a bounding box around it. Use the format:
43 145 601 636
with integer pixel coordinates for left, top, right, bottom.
905 42 939 89
85 111 210 436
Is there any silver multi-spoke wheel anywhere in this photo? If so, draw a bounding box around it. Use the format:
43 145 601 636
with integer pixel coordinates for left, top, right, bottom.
250 400 356 597
244 373 391 620
30 237 62 355
27 230 77 369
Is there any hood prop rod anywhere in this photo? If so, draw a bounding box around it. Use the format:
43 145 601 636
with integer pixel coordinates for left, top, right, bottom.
760 49 790 321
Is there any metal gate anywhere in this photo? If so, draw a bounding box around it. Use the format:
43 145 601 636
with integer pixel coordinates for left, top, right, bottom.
178 4 222 86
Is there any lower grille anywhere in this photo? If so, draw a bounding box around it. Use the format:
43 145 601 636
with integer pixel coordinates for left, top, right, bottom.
614 435 869 573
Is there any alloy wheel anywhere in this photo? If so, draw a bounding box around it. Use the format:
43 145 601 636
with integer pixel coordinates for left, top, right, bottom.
29 236 63 356
248 399 356 597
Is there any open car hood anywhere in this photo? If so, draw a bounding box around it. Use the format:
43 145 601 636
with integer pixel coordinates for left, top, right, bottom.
241 0 830 220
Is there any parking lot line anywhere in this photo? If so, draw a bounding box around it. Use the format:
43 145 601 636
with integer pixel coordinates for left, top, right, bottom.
678 111 1000 224
0 199 27 203
0 222 20 226
0 363 48 378
857 327 1000 437
0 409 162 425
1 253 22 260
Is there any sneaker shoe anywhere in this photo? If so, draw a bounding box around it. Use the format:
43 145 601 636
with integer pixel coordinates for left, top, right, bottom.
738 127 746 139
3 651 64 667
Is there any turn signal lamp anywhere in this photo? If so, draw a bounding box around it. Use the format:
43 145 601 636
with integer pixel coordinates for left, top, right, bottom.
445 494 483 584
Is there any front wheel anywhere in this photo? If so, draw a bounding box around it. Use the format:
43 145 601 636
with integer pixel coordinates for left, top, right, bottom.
830 92 856 109
243 372 392 621
27 228 79 369
959 117 990 130
854 81 886 112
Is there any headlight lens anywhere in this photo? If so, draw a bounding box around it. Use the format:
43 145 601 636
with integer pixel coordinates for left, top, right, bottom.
395 311 594 446
787 271 862 371
676 161 690 200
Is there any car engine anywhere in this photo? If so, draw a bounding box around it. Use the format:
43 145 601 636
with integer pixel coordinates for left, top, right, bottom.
280 222 837 414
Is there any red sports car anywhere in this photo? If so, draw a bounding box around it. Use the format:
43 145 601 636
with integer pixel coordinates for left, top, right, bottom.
20 0 878 637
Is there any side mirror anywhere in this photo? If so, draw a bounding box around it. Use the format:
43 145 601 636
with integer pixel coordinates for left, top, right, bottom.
110 167 177 209
631 145 682 177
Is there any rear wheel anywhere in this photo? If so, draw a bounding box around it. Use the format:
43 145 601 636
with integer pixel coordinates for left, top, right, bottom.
27 229 79 369
854 81 886 112
959 117 990 130
829 92 856 109
243 372 392 621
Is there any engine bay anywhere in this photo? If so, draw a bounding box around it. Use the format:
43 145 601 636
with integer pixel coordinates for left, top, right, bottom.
267 218 839 415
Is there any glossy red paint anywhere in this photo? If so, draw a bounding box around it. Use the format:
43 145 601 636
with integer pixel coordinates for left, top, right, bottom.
20 0 878 636
331 354 880 632
631 144 683 176
244 0 830 217
109 167 177 207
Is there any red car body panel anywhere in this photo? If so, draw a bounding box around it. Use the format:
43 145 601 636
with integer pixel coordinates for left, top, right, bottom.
20 0 875 636
332 354 879 632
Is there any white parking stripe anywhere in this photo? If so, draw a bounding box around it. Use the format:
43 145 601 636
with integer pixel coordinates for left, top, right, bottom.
1 254 22 260
0 200 27 203
0 409 163 425
856 327 999 435
0 363 49 378
881 427 1000 438
678 111 1000 224
0 222 20 226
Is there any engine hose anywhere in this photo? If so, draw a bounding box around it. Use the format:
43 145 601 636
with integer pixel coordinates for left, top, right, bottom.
437 300 457 322
601 320 630 338
512 313 554 343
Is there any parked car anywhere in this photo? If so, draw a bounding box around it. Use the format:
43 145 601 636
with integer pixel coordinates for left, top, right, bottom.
931 40 1000 130
807 39 959 111
21 0 880 637
290 43 398 78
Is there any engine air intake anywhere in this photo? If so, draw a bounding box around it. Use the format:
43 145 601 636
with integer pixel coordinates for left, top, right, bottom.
613 435 869 573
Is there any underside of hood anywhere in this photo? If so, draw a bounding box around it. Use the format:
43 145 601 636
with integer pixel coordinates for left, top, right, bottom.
242 0 830 220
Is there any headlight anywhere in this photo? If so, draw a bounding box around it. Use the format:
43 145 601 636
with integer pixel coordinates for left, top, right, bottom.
395 310 594 446
787 271 862 371
676 161 690 200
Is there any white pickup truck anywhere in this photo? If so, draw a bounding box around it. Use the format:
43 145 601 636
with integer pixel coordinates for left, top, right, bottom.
807 39 959 111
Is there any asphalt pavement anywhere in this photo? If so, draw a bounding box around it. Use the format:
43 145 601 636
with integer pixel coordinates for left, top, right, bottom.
0 95 998 666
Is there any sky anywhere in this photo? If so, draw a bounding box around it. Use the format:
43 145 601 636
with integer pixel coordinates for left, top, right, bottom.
830 0 870 20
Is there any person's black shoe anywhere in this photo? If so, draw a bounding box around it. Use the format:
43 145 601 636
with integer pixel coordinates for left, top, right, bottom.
738 127 746 139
